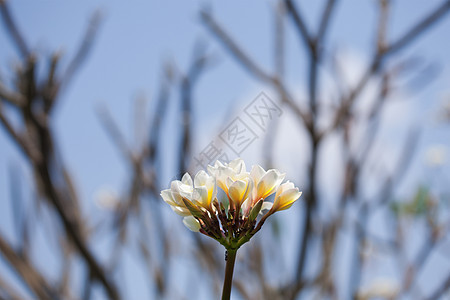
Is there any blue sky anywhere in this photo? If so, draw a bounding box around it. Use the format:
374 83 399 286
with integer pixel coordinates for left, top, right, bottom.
1 0 450 299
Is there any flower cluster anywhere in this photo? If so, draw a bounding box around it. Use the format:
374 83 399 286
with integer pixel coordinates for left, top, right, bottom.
161 158 302 250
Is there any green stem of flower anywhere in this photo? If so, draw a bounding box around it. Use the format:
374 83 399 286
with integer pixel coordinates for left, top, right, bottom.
221 249 237 300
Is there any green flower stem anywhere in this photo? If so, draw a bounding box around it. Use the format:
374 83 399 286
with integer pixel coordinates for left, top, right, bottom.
221 249 237 300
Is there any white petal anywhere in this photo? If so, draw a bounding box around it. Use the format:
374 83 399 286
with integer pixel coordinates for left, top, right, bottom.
194 170 209 187
228 180 247 204
169 182 186 204
171 181 192 196
275 181 295 199
270 170 286 186
229 158 245 174
228 158 241 169
276 189 302 211
181 172 193 186
257 170 279 197
170 205 190 216
241 197 251 214
215 160 225 168
260 169 279 186
238 160 246 174
193 186 209 206
206 176 217 200
183 216 201 232
261 201 273 212
250 164 266 183
160 189 175 205
207 165 217 176
171 180 182 192
226 177 234 189
175 179 193 197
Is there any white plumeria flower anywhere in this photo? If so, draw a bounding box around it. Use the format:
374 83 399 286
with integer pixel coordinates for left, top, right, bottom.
162 158 302 237
272 181 302 212
161 171 217 231
160 179 191 216
227 177 253 207
249 165 285 204
161 159 305 300
192 170 216 209
207 159 247 190
177 173 194 198
208 158 251 207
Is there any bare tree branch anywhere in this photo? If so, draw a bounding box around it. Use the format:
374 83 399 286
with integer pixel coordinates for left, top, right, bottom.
384 0 450 57
0 233 58 300
316 0 338 43
0 0 30 58
200 9 310 127
200 10 273 83
61 11 102 95
425 271 450 300
284 0 313 52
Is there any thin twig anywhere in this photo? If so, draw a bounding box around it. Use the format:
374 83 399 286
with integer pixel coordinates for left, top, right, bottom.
284 0 313 52
0 233 58 300
200 10 273 83
384 0 450 57
61 11 102 91
316 0 338 42
425 272 450 300
0 0 30 57
0 81 25 107
200 9 309 126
